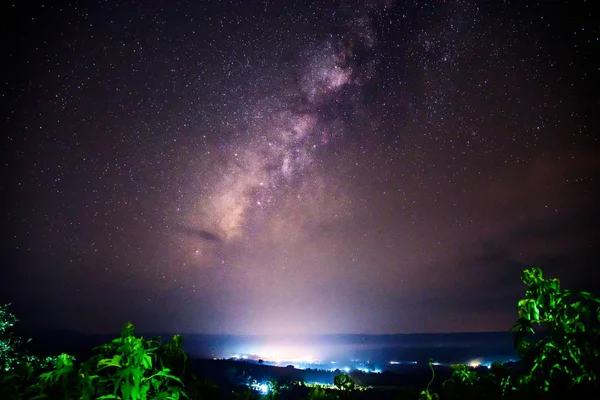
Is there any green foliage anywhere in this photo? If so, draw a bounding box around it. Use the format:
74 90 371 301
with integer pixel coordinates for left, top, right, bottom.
92 321 188 399
438 267 600 399
440 364 476 399
0 303 55 373
449 364 478 386
1 360 40 399
333 373 355 391
441 363 511 399
489 361 513 397
0 303 58 399
0 302 22 372
267 379 281 400
25 321 189 400
307 385 337 400
157 334 188 378
417 359 439 400
510 266 600 391
31 353 78 399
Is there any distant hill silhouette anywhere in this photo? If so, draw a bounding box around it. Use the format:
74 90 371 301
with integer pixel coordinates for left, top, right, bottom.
14 329 539 364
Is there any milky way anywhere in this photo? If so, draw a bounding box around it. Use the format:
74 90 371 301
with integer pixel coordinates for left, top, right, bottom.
2 0 599 335
183 7 379 245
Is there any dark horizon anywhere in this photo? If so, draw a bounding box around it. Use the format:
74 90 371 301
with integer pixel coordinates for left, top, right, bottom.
17 328 525 368
2 0 599 335
16 326 519 337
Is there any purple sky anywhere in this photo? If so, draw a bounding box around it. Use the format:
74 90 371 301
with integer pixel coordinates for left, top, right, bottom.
2 0 598 334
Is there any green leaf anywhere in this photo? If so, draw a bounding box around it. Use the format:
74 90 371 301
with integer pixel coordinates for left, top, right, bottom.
98 355 122 369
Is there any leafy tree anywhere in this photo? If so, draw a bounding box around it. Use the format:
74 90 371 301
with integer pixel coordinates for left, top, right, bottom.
1 359 40 399
333 373 355 391
0 303 54 373
511 266 600 391
0 302 23 373
31 353 80 399
441 363 511 399
448 363 478 386
0 303 57 399
441 364 478 399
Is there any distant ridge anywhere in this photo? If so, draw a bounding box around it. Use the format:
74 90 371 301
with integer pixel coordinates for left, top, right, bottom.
17 328 516 338
13 328 533 365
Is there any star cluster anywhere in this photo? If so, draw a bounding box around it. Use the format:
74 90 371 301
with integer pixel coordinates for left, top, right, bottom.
2 0 598 334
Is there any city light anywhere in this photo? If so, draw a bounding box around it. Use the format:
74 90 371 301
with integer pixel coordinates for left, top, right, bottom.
258 383 269 394
250 382 270 395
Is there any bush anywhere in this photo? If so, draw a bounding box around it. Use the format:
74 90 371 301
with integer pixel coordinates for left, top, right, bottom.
511 267 600 392
0 303 55 373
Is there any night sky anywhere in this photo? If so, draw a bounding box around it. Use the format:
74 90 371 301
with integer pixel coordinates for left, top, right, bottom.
2 0 599 335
